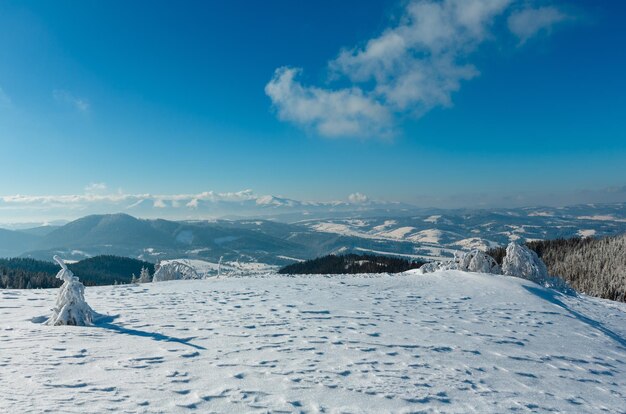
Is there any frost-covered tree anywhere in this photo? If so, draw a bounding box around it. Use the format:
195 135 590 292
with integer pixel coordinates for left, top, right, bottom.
501 242 571 292
46 256 94 326
217 256 223 277
417 260 452 274
526 234 626 301
152 261 200 282
458 250 501 274
502 243 548 283
419 250 500 275
137 266 152 283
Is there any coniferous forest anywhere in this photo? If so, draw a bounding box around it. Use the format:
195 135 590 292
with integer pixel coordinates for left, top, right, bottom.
488 234 626 302
279 254 425 275
0 256 154 289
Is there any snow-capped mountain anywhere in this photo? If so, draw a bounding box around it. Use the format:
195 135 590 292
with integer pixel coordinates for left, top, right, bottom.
1 203 624 265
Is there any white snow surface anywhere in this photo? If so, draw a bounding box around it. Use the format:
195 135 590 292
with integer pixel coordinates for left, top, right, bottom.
2 272 626 413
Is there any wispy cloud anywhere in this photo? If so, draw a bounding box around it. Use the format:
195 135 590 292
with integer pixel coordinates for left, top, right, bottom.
508 6 569 44
53 89 90 113
266 0 571 139
84 182 108 194
0 189 259 208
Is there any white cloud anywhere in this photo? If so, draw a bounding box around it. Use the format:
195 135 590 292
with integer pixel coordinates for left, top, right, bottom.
348 192 369 204
53 89 90 113
0 189 261 210
84 182 107 194
0 86 12 108
508 6 568 44
153 199 167 208
265 67 392 138
266 0 570 138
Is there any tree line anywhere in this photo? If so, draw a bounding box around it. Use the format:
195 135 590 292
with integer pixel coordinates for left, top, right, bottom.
488 234 626 302
279 253 425 275
0 256 154 289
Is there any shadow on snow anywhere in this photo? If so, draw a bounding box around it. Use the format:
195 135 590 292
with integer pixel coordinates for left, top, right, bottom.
93 314 206 350
524 285 626 349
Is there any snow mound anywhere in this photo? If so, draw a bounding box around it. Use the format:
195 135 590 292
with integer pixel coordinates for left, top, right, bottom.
46 256 94 326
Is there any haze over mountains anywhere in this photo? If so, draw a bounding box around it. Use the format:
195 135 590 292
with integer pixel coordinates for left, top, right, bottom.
1 203 624 265
0 190 415 224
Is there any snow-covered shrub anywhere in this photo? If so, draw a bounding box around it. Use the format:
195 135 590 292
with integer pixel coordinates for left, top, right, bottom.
152 261 200 282
417 260 456 274
137 266 152 283
46 256 94 326
419 250 500 275
457 250 501 274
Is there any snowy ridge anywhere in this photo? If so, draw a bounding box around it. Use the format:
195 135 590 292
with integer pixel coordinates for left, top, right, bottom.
1 271 625 412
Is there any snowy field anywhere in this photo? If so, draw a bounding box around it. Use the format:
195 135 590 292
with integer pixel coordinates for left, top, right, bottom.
1 271 626 413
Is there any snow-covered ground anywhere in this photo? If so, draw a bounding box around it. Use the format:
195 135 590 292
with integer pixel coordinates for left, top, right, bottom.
2 271 626 413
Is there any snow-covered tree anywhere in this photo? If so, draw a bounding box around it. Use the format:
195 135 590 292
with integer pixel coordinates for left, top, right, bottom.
501 242 571 292
502 242 548 283
419 249 500 275
417 260 457 274
217 256 223 278
137 266 151 283
457 250 501 274
46 256 94 326
152 261 200 282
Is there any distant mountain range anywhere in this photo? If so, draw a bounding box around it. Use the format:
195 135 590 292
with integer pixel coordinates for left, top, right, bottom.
0 202 624 265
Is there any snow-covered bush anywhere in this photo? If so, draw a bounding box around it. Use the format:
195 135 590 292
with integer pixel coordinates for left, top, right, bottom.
458 250 501 274
419 249 500 275
137 266 152 283
152 261 200 282
46 256 94 326
417 260 452 274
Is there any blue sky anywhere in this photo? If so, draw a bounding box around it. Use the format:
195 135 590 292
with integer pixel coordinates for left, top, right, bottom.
0 0 625 220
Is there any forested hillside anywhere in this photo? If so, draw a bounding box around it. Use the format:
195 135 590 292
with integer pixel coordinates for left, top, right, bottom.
0 256 154 289
279 254 425 274
488 234 626 302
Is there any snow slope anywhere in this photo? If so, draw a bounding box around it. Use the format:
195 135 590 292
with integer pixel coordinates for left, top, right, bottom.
1 271 626 413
